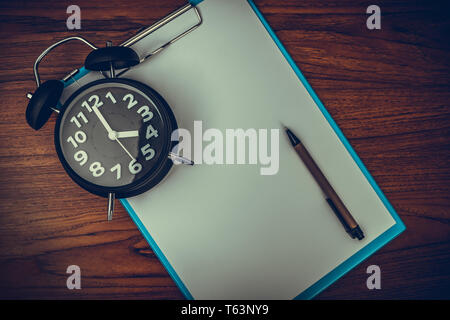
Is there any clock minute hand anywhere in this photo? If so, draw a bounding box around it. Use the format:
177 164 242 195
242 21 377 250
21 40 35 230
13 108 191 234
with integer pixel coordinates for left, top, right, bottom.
92 105 113 134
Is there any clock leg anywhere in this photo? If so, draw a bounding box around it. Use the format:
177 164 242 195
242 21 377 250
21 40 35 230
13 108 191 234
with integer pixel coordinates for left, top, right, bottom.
168 152 194 166
107 192 115 221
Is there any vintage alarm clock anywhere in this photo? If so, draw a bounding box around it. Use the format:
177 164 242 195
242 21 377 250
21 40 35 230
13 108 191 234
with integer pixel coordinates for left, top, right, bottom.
25 36 195 221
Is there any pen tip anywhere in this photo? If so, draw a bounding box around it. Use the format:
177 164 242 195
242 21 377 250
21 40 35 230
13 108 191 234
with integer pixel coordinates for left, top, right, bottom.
280 122 289 131
284 126 300 146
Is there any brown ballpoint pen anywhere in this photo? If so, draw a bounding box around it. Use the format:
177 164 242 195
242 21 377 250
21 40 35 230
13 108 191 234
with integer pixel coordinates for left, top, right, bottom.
285 127 364 240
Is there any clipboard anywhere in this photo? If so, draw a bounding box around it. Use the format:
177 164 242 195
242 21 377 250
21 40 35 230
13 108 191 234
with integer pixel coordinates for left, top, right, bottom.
59 0 405 299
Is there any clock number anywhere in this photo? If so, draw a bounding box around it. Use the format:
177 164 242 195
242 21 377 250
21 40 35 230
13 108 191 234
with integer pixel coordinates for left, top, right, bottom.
106 91 116 104
81 101 92 112
70 112 88 128
67 130 87 148
123 93 138 110
137 105 153 122
89 161 105 177
74 150 88 166
74 130 87 143
141 144 155 161
128 159 142 175
81 94 104 112
110 163 121 180
146 125 158 139
89 95 104 108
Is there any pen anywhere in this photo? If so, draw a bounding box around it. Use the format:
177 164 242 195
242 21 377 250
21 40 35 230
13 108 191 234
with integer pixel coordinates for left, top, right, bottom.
284 126 364 240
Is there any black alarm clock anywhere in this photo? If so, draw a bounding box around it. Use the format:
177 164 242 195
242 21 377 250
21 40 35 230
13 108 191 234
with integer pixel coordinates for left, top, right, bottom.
55 77 177 198
26 39 193 220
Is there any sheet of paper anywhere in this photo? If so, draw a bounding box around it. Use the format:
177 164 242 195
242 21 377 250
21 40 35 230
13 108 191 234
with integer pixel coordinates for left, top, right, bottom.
61 0 396 299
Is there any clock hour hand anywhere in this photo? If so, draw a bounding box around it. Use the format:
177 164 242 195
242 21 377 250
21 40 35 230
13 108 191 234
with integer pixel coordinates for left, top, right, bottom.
116 130 139 138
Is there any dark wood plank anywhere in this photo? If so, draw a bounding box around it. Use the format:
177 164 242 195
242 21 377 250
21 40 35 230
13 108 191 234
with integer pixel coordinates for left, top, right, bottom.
0 0 449 299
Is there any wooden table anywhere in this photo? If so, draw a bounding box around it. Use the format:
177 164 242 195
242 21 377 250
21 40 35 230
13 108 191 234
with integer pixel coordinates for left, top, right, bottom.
0 0 448 299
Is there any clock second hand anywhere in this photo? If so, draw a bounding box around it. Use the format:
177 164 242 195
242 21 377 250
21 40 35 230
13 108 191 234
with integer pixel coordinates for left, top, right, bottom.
113 136 135 161
91 105 136 161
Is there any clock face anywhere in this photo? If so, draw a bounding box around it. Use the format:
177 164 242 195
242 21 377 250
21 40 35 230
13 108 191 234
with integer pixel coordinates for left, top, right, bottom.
55 78 177 198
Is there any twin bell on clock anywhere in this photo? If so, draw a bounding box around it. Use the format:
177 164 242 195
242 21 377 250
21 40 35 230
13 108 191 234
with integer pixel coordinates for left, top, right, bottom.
25 37 194 221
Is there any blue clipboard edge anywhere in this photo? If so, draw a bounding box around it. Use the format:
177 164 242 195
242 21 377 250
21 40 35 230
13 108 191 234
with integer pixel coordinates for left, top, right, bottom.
60 0 405 300
120 199 194 299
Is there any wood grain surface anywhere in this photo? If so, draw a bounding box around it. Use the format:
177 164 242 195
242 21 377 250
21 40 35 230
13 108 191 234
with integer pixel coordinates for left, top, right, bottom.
0 0 449 299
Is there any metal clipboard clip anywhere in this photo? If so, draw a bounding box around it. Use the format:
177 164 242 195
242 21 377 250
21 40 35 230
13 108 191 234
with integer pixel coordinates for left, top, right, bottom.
116 3 203 77
122 3 202 59
31 3 202 86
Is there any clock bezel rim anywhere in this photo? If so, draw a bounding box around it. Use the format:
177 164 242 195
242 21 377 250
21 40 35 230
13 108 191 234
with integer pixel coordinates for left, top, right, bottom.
54 77 178 199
